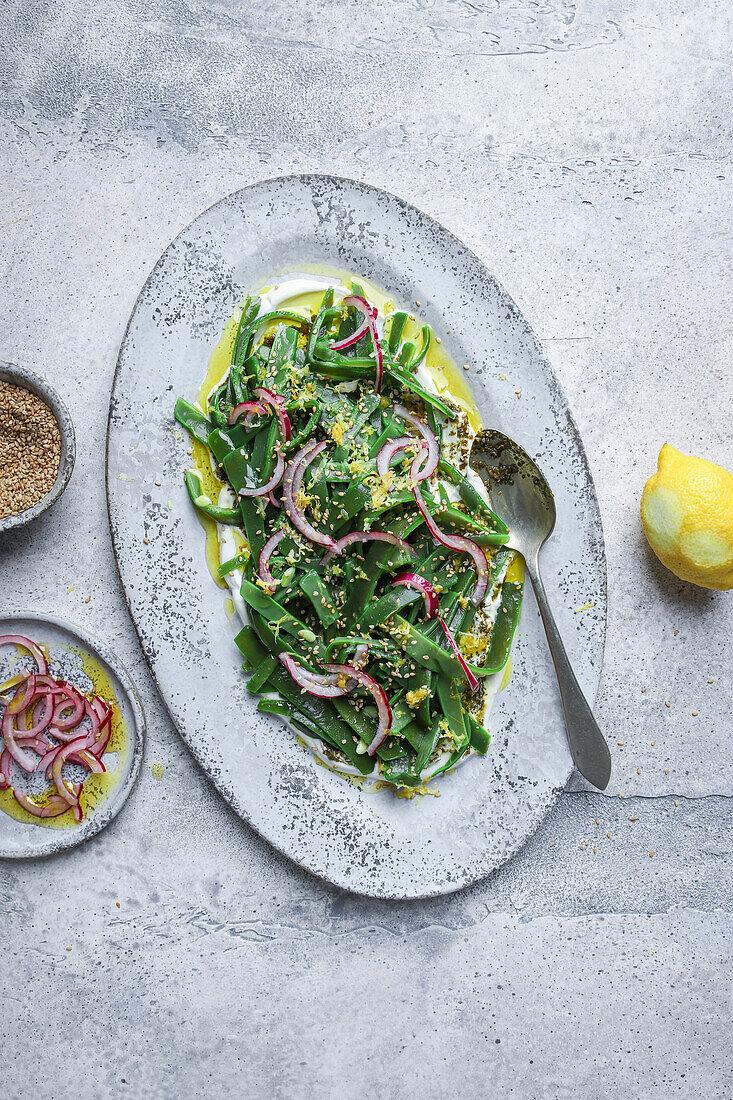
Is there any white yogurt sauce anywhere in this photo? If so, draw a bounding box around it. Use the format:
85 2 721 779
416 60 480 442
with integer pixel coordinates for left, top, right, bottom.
257 274 352 314
216 275 515 789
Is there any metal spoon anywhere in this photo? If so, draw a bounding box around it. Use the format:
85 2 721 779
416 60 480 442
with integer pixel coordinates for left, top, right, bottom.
470 428 611 790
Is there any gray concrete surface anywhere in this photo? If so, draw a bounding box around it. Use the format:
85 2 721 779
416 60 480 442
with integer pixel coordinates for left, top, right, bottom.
0 1 731 1097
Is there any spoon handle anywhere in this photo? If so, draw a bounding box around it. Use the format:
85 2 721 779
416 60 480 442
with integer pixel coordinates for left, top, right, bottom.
524 555 611 790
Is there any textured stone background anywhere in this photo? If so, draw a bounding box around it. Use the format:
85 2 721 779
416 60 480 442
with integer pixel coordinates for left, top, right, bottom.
0 2 731 1097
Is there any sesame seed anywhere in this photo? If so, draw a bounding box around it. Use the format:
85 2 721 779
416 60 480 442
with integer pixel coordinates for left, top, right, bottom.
0 381 61 518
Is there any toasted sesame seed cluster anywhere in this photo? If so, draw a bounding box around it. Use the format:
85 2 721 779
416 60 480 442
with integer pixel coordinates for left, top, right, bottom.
0 381 61 519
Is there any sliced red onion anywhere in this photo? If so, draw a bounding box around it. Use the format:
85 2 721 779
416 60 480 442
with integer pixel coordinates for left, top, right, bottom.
353 645 369 668
50 730 103 792
278 653 348 698
0 749 10 788
4 672 36 716
19 691 54 738
258 530 286 592
238 445 285 498
86 697 112 757
342 295 383 393
51 706 100 803
93 727 111 755
40 732 109 775
13 788 75 819
329 300 371 350
83 700 102 747
289 439 322 500
37 742 63 775
330 325 369 351
14 734 52 757
253 387 292 443
325 663 392 756
86 724 111 760
375 436 426 479
72 748 105 773
267 489 281 510
229 400 267 426
393 404 440 481
439 618 479 692
33 675 70 695
413 485 489 606
390 572 439 618
52 681 86 731
0 634 48 675
89 695 112 724
50 738 95 803
47 722 91 744
282 441 339 552
0 736 51 786
0 638 113 821
2 695 42 772
323 530 417 563
0 670 31 698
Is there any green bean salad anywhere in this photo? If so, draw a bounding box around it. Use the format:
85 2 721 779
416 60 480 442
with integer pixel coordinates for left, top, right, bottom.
175 274 523 794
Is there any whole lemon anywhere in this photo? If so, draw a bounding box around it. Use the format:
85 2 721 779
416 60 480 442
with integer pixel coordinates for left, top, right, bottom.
641 444 733 590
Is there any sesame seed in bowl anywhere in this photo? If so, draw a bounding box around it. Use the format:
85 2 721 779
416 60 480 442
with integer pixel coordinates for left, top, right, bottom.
0 363 75 534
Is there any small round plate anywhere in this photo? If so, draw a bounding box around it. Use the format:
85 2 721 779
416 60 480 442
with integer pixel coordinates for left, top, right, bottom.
0 611 144 858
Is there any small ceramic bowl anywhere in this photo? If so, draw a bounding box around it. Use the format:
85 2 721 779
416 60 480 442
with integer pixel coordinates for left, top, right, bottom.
0 361 76 534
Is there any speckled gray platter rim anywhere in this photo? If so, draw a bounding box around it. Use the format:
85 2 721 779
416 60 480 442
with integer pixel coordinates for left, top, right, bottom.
0 362 76 534
0 610 145 859
106 173 607 900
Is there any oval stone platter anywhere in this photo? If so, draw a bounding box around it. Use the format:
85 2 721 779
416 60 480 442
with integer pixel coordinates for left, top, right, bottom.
0 611 145 858
107 175 606 899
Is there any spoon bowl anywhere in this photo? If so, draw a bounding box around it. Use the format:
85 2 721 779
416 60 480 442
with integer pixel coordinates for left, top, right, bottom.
470 428 611 790
470 428 556 556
